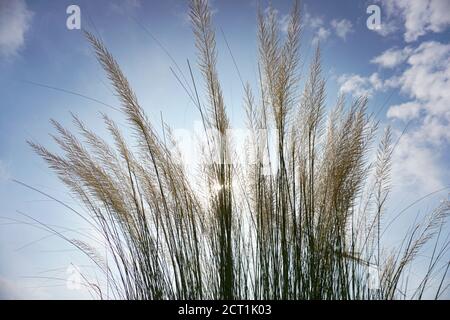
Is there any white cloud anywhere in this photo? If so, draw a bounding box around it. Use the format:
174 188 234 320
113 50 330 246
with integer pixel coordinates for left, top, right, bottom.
368 73 385 91
418 114 450 144
368 42 450 144
381 41 450 192
371 47 413 68
331 19 353 40
302 6 330 44
387 101 422 121
339 40 450 193
303 6 354 44
378 0 450 42
397 42 450 109
346 42 450 118
302 6 324 30
338 74 372 97
0 0 33 59
374 20 398 37
312 27 330 44
308 16 324 29
338 72 387 97
392 133 444 193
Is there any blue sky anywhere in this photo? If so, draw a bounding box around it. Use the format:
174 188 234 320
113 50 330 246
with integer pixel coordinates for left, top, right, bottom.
0 0 449 299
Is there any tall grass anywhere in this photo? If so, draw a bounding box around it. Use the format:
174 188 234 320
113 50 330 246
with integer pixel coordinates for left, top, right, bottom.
29 0 449 299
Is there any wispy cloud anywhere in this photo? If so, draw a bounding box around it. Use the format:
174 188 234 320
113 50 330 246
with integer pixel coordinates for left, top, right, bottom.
303 6 353 44
302 8 324 29
330 19 353 40
302 8 330 44
371 46 413 68
312 27 331 44
377 0 450 42
0 0 33 59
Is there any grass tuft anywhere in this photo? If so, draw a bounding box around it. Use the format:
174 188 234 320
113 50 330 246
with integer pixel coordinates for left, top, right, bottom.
30 0 449 300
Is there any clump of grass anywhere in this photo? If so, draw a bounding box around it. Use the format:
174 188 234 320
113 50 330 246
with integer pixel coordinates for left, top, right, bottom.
29 0 449 299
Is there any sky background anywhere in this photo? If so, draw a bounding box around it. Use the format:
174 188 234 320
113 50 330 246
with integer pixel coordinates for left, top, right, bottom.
0 0 449 299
